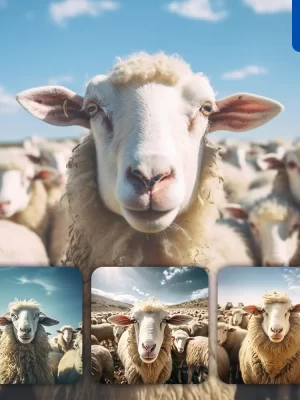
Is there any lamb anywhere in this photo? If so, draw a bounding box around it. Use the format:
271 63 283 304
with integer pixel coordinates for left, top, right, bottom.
225 309 249 329
91 344 114 383
217 322 247 383
55 325 77 353
108 297 193 384
91 323 117 350
16 51 283 272
0 220 49 265
222 194 300 266
0 299 59 384
57 327 83 384
239 290 300 384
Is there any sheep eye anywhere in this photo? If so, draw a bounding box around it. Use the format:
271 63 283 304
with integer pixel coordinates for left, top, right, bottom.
86 102 100 117
286 161 297 169
200 102 213 117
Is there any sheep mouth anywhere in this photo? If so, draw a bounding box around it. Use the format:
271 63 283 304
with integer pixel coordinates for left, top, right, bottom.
18 335 33 343
140 354 158 363
269 335 284 342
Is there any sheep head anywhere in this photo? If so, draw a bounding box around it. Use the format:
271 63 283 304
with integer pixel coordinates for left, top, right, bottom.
0 299 59 344
217 322 236 345
16 52 283 234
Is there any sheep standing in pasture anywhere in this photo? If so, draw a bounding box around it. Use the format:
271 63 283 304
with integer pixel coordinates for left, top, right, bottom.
223 195 300 266
217 322 247 383
172 319 208 337
91 323 117 350
0 220 49 265
239 291 300 384
91 344 114 383
57 327 83 384
56 325 77 353
16 52 283 272
108 298 193 384
0 299 59 384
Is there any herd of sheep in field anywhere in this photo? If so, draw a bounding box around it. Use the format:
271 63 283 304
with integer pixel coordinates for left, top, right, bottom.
0 51 298 397
0 298 83 384
217 290 300 384
90 296 210 384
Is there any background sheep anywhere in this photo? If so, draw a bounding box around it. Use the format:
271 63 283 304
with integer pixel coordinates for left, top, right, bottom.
55 325 77 353
91 344 114 383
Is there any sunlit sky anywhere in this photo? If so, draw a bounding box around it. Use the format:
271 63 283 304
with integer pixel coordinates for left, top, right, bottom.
92 266 208 305
0 267 82 338
218 267 300 307
0 0 298 142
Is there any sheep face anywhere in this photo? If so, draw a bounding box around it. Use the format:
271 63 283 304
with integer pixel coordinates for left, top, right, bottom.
16 54 283 234
0 304 59 344
172 330 193 353
217 323 236 345
0 167 34 218
113 325 126 342
244 302 300 343
285 150 300 205
226 309 248 327
108 310 193 363
57 326 74 344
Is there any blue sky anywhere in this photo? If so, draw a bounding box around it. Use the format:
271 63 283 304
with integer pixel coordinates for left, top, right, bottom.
218 267 300 307
92 266 208 304
0 0 297 142
0 267 82 338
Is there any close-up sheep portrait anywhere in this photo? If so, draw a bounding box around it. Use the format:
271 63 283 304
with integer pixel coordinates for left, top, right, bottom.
217 267 300 384
91 266 210 384
0 267 83 385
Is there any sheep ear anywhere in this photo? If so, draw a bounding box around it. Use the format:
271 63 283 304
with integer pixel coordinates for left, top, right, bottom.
0 317 11 326
33 167 60 182
166 314 194 325
16 86 90 129
209 93 283 133
226 312 233 317
26 154 42 164
256 153 285 171
39 316 60 326
107 315 133 326
221 204 249 220
56 330 62 333
228 327 236 332
243 305 261 315
291 304 300 313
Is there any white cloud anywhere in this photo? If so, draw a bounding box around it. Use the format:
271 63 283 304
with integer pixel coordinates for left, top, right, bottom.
163 266 189 281
161 279 166 285
221 65 268 80
92 288 139 304
0 86 19 114
132 286 146 296
186 280 192 283
282 268 300 293
49 0 120 26
166 0 227 21
243 0 291 13
190 287 208 300
16 276 56 296
48 75 74 86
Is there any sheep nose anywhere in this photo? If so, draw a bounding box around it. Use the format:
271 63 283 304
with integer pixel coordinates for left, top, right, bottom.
142 343 156 354
130 168 172 190
20 327 32 334
271 327 283 334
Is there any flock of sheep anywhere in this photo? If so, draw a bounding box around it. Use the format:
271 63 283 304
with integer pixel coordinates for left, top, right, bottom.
0 51 297 398
90 297 210 384
218 290 300 384
0 298 83 384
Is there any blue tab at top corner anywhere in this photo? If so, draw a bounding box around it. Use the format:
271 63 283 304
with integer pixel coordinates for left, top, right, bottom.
293 0 300 52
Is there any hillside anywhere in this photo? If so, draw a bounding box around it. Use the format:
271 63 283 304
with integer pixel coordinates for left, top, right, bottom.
165 296 208 309
91 293 133 311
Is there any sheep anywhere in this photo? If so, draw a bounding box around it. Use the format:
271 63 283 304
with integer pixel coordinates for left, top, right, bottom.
172 320 209 337
56 325 77 353
239 290 300 384
217 322 247 383
108 297 193 384
91 344 114 383
113 325 126 343
225 309 249 329
171 329 193 384
16 51 283 272
57 327 83 384
0 299 59 384
222 194 300 266
49 351 64 383
91 317 98 325
0 149 59 246
91 323 117 350
91 335 99 345
0 220 49 265
224 302 233 311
